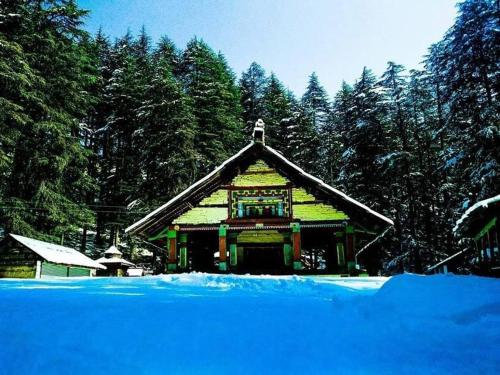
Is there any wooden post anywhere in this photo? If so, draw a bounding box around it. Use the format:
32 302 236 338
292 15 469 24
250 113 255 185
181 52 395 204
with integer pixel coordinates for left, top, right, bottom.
179 233 188 270
167 226 178 272
291 223 302 271
346 225 355 274
219 225 228 271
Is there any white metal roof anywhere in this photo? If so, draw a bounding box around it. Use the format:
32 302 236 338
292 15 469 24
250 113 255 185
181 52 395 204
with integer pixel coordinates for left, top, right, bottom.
104 245 122 255
453 194 500 233
10 234 106 270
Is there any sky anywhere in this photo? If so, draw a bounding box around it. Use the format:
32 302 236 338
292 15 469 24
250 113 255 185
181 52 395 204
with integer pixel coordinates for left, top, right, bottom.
77 0 458 97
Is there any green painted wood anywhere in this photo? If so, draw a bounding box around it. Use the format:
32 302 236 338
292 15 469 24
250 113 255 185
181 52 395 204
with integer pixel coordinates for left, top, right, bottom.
219 224 228 237
68 267 91 277
231 160 289 186
148 227 169 241
173 207 228 225
474 217 497 241
41 262 68 277
245 160 274 172
291 188 316 203
230 244 238 266
293 203 349 221
232 172 289 186
199 189 228 206
179 247 188 269
283 244 293 266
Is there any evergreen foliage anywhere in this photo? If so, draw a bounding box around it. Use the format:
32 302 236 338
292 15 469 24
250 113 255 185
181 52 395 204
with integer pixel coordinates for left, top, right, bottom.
0 0 498 273
240 62 267 138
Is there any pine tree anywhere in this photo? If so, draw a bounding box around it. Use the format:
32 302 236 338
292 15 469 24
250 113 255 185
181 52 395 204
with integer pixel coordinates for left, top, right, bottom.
261 73 293 150
138 56 197 205
0 0 96 240
98 32 149 243
179 38 243 174
240 62 268 138
301 72 331 132
326 82 354 185
337 68 389 213
428 0 499 203
154 36 180 74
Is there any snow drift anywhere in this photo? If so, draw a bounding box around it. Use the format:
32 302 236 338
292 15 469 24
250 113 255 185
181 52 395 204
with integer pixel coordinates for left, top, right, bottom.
0 273 499 374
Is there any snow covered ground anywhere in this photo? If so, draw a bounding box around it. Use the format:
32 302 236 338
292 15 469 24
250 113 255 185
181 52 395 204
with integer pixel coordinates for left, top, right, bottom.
0 273 499 374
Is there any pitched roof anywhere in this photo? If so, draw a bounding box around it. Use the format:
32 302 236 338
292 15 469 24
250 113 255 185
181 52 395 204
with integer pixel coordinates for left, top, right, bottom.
126 142 393 236
453 194 500 235
95 257 135 267
104 245 122 255
10 234 106 270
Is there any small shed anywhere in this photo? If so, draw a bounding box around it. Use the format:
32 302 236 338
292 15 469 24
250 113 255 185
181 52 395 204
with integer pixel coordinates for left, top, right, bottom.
0 234 106 278
95 246 135 276
453 194 500 276
427 194 500 276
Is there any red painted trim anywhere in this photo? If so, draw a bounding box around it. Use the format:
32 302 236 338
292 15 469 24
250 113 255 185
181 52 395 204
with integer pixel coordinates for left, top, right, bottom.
219 236 227 262
293 232 301 261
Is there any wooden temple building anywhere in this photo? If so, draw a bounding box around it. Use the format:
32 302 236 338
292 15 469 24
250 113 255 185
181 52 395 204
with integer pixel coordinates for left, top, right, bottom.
126 121 393 275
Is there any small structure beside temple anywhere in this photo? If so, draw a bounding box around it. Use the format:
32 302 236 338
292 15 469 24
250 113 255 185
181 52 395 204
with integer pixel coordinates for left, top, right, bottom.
0 234 105 278
126 121 393 275
428 194 499 276
95 246 136 276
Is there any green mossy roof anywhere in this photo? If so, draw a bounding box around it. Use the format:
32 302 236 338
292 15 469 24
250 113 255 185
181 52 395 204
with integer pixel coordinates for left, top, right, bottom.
199 189 228 206
292 188 316 203
293 203 349 221
172 207 228 225
231 160 289 186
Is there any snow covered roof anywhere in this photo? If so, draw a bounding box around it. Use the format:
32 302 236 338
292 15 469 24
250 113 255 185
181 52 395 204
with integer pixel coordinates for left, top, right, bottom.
264 145 393 226
126 142 393 235
453 194 500 234
9 234 106 270
95 257 135 267
125 142 255 234
104 245 122 255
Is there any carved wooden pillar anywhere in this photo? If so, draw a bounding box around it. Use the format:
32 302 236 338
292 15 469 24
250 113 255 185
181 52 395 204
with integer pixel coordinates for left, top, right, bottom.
167 226 178 272
179 233 188 270
291 223 302 271
219 225 228 271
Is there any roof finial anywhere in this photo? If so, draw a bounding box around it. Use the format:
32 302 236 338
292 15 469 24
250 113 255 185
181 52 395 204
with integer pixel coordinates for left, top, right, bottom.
253 119 265 144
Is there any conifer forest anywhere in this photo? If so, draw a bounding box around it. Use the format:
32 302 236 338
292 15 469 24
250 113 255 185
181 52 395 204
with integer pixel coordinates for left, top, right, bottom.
0 0 498 273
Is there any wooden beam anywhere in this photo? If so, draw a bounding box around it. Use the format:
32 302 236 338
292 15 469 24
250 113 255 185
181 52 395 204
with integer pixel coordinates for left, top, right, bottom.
167 226 178 272
219 225 228 271
179 233 188 269
346 225 355 273
291 223 302 270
